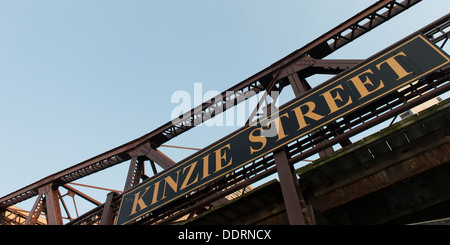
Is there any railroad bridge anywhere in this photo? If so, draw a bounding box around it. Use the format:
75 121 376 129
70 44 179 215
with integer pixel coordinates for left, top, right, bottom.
1 0 450 225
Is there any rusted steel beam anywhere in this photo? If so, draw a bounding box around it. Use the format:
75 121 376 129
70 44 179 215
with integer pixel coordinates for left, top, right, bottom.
100 192 118 225
123 156 139 192
67 182 122 194
24 194 44 225
146 148 176 170
287 73 311 97
274 149 307 225
0 153 128 209
39 184 63 225
61 184 101 206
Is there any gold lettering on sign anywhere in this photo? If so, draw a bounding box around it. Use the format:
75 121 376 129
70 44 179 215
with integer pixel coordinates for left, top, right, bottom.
214 144 232 173
376 52 412 80
291 101 325 130
249 126 267 155
347 69 384 99
320 84 353 114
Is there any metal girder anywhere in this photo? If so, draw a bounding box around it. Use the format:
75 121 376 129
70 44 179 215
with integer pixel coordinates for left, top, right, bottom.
123 142 177 191
1 206 44 225
0 152 128 209
100 192 118 225
24 194 45 225
274 148 311 225
61 185 101 206
38 184 63 225
123 156 144 192
145 148 176 170
316 0 422 56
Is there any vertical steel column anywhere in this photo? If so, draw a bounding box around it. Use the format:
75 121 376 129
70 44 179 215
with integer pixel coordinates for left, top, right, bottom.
39 184 63 225
0 208 5 222
123 156 139 192
274 148 313 225
100 192 118 225
288 73 310 98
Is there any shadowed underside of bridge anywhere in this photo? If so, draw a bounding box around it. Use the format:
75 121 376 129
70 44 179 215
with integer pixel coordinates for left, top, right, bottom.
185 99 450 225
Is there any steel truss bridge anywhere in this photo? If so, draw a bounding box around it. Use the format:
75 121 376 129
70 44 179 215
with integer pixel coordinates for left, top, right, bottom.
1 0 450 225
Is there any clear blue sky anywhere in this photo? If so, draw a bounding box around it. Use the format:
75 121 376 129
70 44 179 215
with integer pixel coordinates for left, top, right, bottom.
1 1 449 219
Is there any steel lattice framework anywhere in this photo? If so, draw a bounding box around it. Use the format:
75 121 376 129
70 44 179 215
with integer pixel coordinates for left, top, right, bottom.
1 0 450 225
